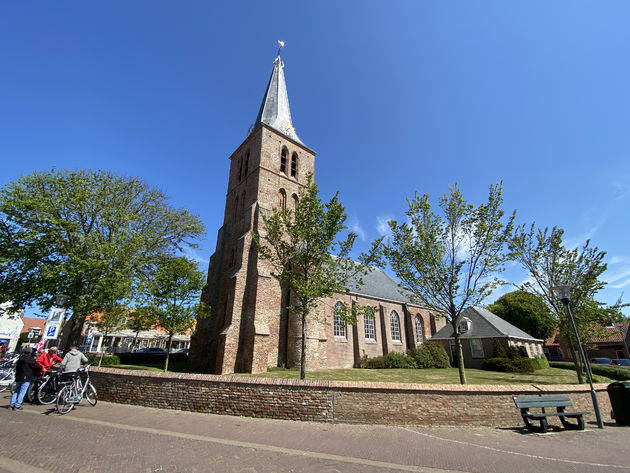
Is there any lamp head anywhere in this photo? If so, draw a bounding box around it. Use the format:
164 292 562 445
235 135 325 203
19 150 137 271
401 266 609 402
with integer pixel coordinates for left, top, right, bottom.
551 285 572 304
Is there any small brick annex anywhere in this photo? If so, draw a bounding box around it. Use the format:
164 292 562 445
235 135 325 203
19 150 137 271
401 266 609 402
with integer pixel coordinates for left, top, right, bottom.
91 368 613 428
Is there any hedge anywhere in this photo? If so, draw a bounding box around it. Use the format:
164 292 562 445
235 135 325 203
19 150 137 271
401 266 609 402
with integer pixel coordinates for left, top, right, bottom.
549 361 630 381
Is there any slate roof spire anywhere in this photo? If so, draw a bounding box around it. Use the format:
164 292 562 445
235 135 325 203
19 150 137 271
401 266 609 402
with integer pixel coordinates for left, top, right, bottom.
254 50 303 145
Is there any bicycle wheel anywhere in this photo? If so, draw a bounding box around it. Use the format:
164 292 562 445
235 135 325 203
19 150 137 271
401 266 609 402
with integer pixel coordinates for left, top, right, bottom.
36 379 58 405
25 382 37 404
0 370 12 393
85 383 98 406
56 386 75 415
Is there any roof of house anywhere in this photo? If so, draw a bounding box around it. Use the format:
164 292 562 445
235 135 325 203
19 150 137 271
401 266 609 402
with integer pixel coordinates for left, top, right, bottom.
587 322 629 343
429 306 542 342
20 317 47 333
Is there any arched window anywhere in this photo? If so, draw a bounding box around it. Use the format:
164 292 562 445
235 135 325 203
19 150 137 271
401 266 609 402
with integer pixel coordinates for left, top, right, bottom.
234 195 239 219
238 158 243 181
291 153 298 178
390 311 401 342
278 189 286 210
334 302 346 338
241 191 246 213
280 148 288 174
364 313 375 340
292 194 299 209
415 315 423 344
244 151 249 176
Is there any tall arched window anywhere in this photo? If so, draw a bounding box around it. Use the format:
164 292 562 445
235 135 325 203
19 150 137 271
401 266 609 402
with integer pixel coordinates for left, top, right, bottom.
244 151 249 176
292 194 299 209
364 313 375 340
280 148 288 174
278 189 287 210
234 195 239 219
291 153 298 178
415 315 423 344
390 311 401 342
238 158 243 181
334 302 346 338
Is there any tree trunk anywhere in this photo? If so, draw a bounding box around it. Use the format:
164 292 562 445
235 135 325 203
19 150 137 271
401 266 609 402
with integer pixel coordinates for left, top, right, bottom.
454 332 467 385
61 313 86 351
164 333 173 372
565 332 585 384
300 311 307 380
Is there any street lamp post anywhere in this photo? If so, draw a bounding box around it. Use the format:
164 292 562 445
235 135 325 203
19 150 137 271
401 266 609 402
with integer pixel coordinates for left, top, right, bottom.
551 285 604 429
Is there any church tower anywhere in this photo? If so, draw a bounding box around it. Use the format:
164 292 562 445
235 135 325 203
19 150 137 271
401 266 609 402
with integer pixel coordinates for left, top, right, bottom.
189 53 316 374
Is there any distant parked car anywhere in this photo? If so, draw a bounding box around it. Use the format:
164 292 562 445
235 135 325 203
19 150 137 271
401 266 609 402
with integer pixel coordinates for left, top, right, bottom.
610 359 630 367
590 357 612 365
135 347 167 354
170 348 189 354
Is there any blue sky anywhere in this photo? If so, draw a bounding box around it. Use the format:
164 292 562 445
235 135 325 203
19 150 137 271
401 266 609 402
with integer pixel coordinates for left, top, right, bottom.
2 2 629 315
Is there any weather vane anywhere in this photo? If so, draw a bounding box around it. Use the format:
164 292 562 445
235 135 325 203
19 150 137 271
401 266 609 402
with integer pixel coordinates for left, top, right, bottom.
277 40 285 56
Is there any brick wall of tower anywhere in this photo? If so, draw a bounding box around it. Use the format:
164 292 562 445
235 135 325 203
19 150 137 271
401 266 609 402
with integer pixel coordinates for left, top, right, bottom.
188 124 316 374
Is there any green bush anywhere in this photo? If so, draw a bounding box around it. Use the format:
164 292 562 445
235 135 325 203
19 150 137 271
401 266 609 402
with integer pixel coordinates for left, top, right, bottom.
549 361 630 381
492 339 508 358
481 357 515 372
482 356 534 373
407 347 434 369
530 356 550 370
365 351 413 369
87 354 120 366
366 355 388 369
424 341 450 368
513 357 535 373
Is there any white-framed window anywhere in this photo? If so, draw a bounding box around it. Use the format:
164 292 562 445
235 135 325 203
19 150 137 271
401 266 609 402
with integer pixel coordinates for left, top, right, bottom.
364 313 375 340
415 315 423 344
470 339 484 358
333 302 346 338
390 311 401 342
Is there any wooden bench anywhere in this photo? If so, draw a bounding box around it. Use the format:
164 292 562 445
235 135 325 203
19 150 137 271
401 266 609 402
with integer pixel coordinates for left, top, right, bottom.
513 395 589 433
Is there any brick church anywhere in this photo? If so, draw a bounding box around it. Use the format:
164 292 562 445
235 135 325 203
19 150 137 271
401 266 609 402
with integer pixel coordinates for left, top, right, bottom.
188 52 444 374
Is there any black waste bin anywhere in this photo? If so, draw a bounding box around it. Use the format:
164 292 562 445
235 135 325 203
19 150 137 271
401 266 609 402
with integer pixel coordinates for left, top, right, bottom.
607 381 630 426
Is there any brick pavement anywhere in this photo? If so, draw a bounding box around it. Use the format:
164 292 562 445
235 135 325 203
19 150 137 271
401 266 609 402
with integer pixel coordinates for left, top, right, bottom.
1 392 629 473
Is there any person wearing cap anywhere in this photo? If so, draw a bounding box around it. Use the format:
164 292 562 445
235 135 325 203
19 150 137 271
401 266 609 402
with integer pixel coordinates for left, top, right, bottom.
9 346 42 410
36 346 63 373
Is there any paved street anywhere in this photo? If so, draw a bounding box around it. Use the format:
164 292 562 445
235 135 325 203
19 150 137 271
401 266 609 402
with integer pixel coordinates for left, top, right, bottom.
1 392 629 473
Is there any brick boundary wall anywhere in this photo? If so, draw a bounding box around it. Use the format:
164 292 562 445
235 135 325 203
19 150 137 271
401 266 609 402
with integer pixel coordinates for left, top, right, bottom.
91 368 613 428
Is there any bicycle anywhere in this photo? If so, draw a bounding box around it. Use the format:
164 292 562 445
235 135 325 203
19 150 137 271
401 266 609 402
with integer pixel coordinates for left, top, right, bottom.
35 368 62 405
55 365 98 415
0 356 17 393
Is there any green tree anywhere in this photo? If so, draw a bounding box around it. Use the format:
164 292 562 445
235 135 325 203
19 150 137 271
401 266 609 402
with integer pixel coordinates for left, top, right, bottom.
509 224 626 382
0 169 205 349
253 175 382 380
90 305 129 367
487 290 557 340
140 256 206 372
385 183 515 384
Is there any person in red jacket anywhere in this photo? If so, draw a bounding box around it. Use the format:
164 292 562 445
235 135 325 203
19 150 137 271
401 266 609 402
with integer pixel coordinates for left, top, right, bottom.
36 346 62 373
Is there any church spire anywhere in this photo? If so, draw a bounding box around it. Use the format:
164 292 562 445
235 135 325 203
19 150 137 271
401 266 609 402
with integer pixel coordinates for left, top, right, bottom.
254 45 303 145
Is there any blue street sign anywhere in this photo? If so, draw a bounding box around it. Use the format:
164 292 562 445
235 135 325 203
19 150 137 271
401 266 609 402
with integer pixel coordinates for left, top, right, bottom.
86 336 93 344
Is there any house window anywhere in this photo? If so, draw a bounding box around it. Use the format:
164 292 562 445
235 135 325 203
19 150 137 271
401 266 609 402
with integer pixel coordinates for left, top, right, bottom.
291 153 298 178
278 189 286 211
415 315 423 344
390 311 401 342
334 302 346 338
280 148 288 174
470 339 484 358
364 313 375 340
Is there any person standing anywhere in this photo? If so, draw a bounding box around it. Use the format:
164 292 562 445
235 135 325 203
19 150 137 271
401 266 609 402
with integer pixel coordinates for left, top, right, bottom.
9 346 42 410
36 346 63 373
60 345 88 379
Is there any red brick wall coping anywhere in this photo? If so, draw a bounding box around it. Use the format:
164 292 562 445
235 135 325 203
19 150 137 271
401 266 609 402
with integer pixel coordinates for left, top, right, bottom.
91 367 612 427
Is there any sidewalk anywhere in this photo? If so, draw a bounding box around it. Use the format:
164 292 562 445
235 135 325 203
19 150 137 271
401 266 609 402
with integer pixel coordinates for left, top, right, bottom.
1 392 629 473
